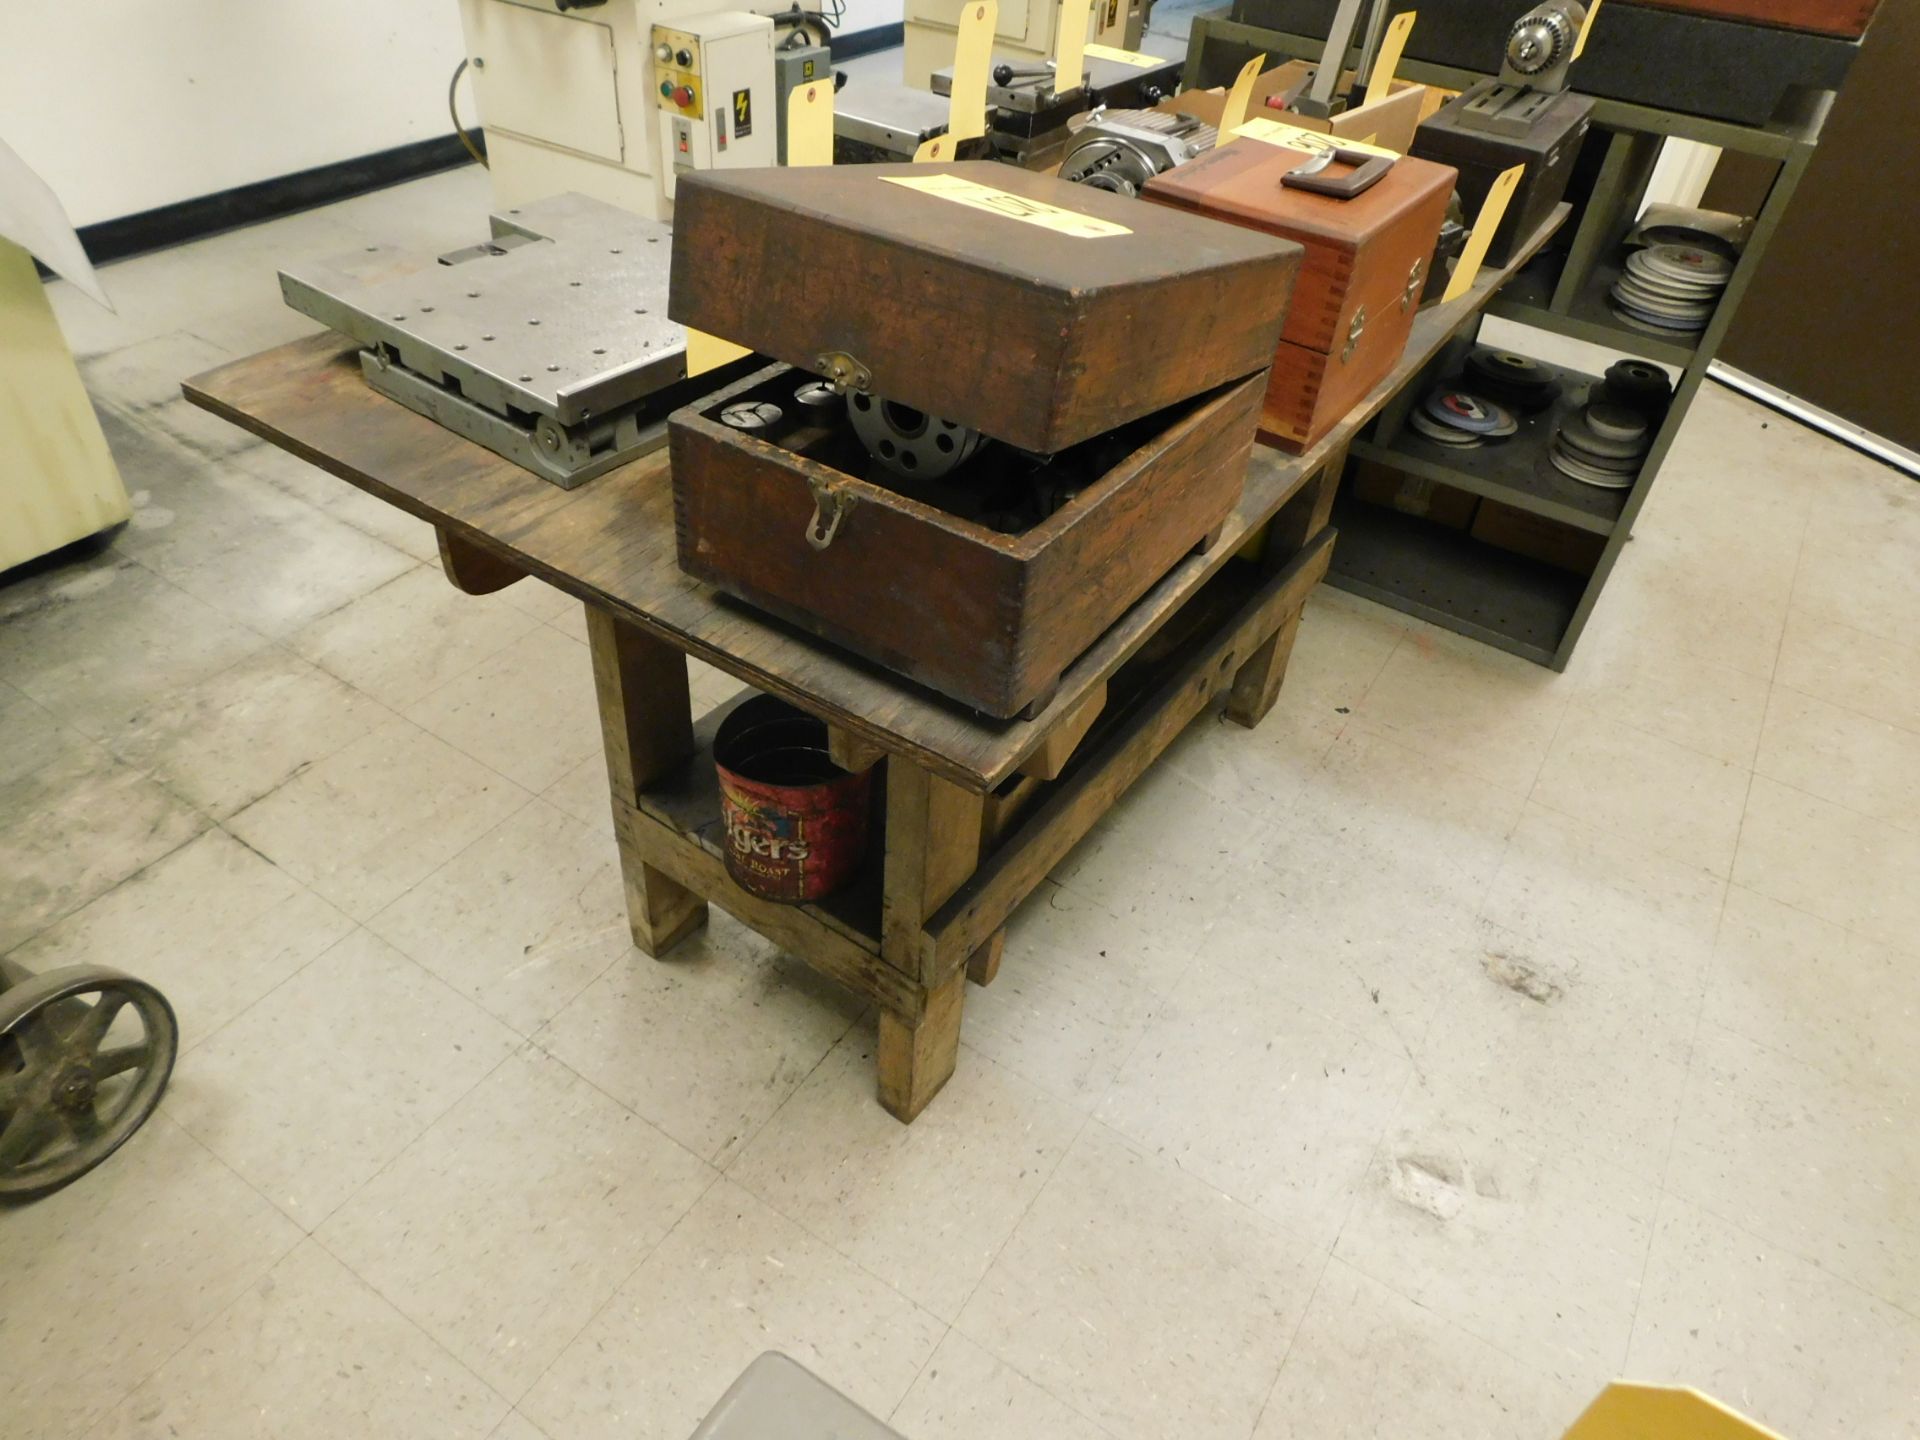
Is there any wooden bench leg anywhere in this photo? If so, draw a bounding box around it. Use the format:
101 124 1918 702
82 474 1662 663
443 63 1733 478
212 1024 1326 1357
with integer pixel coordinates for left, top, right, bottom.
587 605 709 957
436 528 525 595
1265 446 1346 557
877 759 984 1120
1224 608 1304 729
879 969 967 1122
1223 442 1343 731
965 930 1006 987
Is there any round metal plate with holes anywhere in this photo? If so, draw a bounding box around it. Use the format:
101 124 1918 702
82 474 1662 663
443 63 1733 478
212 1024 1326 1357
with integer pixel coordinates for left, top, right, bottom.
847 392 984 480
0 965 178 1200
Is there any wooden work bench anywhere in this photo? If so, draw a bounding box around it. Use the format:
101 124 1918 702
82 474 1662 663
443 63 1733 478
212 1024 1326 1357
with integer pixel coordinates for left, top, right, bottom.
183 209 1561 1121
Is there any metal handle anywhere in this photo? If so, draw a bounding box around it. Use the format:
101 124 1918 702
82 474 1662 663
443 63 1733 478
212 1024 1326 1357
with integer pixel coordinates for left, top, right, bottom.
805 476 856 550
1282 148 1393 199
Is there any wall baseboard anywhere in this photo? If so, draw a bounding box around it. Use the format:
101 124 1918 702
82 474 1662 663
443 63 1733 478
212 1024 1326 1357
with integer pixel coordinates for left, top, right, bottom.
56 23 906 272
63 134 478 270
1711 362 1920 481
833 22 904 58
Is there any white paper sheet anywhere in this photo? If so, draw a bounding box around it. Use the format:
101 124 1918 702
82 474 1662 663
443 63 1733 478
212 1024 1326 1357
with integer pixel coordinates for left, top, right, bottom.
0 136 111 310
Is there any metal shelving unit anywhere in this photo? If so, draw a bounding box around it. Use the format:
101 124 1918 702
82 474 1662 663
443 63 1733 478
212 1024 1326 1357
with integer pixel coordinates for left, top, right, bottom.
1354 351 1628 535
1185 19 1831 668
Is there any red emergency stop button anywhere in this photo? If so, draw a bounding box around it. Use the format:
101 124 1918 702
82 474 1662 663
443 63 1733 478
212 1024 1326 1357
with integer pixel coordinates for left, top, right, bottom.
671 85 694 108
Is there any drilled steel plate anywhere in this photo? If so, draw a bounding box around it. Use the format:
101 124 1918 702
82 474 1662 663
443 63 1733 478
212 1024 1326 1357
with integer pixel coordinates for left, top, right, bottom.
279 193 687 428
832 80 954 152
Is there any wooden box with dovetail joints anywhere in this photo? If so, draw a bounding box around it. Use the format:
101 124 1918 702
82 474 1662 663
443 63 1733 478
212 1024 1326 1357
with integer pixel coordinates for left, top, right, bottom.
665 163 1301 719
1143 138 1456 455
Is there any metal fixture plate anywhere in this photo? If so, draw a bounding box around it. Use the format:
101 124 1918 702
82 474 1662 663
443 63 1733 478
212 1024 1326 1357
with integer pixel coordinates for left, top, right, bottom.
931 51 1182 112
280 193 688 430
832 80 955 152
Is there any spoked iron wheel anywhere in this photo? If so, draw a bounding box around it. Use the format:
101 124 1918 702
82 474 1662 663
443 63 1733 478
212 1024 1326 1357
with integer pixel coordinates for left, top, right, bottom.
0 960 178 1201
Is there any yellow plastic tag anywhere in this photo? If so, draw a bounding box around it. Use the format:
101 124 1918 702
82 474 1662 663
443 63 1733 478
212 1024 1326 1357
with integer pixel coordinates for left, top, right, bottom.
1562 1382 1785 1440
1574 0 1601 59
881 174 1132 237
1442 162 1523 301
784 81 833 167
911 135 950 162
1233 116 1400 159
1083 42 1161 68
686 328 752 377
1364 11 1417 108
947 0 997 142
1053 0 1092 93
1219 54 1266 137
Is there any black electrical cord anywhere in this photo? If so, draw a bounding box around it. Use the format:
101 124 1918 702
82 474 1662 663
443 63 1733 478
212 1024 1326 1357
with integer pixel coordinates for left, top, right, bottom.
770 2 840 47
449 58 488 169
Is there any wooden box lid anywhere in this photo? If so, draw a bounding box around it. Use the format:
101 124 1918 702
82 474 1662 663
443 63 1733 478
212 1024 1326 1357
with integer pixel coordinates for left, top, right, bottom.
1144 139 1456 356
667 163 1301 454
1623 0 1876 39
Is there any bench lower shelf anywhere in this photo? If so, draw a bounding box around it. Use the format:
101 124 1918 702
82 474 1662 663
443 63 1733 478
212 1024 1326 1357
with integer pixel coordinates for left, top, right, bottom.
621 527 1337 1032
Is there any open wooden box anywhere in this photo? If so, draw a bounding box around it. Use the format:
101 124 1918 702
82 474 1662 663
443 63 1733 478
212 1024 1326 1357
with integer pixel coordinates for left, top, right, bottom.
671 364 1266 719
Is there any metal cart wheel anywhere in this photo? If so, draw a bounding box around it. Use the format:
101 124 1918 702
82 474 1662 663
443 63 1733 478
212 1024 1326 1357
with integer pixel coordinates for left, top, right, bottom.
0 960 178 1201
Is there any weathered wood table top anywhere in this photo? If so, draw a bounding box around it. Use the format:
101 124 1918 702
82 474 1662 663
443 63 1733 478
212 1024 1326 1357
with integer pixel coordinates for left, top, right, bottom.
182 207 1563 792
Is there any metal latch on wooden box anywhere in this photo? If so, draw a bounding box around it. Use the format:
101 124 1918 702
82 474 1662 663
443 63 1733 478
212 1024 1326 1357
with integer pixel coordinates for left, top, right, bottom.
805 475 856 549
815 350 872 395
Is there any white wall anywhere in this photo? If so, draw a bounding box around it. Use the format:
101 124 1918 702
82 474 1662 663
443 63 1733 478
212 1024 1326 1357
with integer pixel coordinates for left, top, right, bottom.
835 0 905 35
0 1 903 231
0 4 466 228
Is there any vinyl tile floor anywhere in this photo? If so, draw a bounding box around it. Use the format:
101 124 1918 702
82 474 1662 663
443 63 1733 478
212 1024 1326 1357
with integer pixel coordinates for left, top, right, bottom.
5 164 1919 1440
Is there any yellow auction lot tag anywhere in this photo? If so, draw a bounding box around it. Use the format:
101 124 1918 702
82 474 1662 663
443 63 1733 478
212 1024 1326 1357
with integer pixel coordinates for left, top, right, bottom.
880 174 1132 237
1083 42 1163 68
1233 116 1401 160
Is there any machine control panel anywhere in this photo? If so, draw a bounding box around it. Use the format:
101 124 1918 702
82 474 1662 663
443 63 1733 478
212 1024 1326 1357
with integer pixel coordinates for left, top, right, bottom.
653 26 705 120
650 12 775 200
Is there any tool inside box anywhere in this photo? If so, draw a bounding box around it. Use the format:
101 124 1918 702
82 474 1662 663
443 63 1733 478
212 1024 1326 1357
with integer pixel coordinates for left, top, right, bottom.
694 366 1225 537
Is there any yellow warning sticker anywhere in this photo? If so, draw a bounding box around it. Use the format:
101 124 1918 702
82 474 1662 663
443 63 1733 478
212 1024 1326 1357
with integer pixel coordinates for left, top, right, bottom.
880 174 1131 238
1083 42 1163 68
1233 116 1401 159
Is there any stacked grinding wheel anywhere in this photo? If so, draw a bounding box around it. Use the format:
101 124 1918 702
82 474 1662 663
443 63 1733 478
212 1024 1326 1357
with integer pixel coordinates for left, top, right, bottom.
1410 388 1519 450
1462 348 1561 413
1550 403 1649 488
1609 242 1733 336
1596 358 1673 426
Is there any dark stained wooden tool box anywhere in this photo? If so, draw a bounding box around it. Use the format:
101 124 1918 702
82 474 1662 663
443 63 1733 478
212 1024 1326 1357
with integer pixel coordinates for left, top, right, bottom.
667 162 1300 454
672 365 1266 718
665 161 1301 719
1625 0 1877 39
1143 139 1455 455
